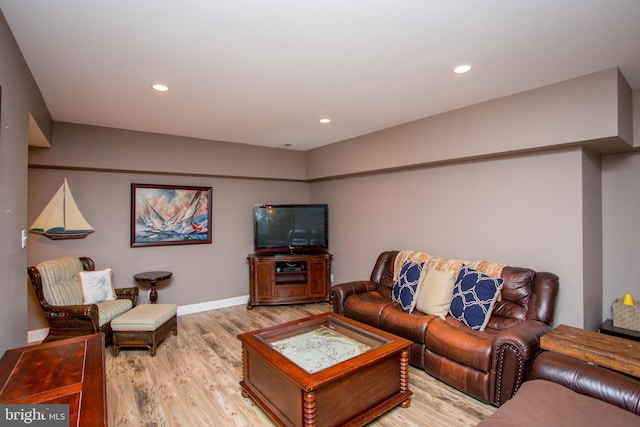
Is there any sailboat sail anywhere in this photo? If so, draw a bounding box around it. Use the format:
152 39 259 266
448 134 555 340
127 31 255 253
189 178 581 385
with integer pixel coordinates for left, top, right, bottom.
166 190 202 233
29 178 94 239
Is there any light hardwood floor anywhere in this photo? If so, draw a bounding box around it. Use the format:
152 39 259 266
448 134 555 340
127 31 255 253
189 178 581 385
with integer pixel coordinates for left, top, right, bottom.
105 303 496 426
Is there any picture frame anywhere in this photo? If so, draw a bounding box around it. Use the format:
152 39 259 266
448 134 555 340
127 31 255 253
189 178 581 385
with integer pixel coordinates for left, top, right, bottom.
131 183 212 247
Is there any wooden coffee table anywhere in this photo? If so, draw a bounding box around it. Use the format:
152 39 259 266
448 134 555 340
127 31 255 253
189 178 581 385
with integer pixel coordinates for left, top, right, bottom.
540 323 640 377
237 312 412 427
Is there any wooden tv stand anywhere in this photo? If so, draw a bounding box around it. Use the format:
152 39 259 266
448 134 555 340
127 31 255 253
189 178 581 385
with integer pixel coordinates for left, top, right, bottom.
247 253 333 309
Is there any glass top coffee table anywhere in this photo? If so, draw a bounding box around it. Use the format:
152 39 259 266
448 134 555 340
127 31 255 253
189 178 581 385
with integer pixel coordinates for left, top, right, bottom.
237 312 412 427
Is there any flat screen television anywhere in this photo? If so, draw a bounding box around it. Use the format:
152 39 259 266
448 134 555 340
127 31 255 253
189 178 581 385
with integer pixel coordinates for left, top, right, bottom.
253 204 328 254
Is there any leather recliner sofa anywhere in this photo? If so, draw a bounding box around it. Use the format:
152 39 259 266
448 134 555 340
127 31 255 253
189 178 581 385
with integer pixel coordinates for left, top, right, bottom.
476 351 640 425
331 250 559 406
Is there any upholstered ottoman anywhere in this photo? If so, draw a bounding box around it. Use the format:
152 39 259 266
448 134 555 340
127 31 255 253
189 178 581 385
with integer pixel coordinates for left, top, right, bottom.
111 304 177 356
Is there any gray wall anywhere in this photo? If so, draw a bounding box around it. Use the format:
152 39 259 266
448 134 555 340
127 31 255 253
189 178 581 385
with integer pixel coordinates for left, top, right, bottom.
27 122 312 331
27 167 310 329
581 150 603 330
29 122 307 181
307 69 633 329
602 150 640 321
306 68 631 179
312 148 586 327
0 10 51 353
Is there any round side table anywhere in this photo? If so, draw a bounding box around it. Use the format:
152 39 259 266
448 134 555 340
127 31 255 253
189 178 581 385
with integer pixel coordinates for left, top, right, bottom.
134 271 173 304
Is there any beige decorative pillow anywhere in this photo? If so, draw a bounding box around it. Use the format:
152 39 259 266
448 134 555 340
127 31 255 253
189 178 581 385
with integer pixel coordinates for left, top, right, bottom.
79 268 116 304
415 268 457 319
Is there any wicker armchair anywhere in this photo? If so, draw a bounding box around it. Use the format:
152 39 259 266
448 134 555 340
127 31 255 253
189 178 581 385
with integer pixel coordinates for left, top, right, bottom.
28 256 139 344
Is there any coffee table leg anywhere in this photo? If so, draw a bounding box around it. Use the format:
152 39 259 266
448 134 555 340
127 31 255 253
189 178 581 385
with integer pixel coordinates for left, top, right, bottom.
303 391 316 426
400 349 411 408
240 349 250 399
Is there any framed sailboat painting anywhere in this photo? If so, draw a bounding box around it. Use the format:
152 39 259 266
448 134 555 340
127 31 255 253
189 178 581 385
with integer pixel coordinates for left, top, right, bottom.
131 183 212 247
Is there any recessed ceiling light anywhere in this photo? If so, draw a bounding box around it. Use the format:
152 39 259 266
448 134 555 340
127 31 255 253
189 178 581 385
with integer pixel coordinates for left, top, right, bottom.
319 118 331 124
152 83 169 92
452 65 472 74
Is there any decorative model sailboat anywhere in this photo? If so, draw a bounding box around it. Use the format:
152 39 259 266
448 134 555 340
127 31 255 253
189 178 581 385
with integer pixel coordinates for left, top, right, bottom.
29 178 95 240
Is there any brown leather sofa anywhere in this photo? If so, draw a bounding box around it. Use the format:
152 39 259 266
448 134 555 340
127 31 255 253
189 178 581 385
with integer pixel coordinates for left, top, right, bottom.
331 250 559 406
476 351 640 425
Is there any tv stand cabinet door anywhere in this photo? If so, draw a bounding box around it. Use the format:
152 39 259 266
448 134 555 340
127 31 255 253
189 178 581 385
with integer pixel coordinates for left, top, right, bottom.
248 258 276 308
307 256 331 299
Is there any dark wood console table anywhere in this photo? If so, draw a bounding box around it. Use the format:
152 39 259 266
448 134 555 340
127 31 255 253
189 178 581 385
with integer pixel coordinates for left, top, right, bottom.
134 270 173 303
0 333 107 427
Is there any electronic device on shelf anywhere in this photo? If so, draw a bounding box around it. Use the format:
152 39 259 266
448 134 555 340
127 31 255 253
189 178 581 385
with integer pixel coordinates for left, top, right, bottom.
276 262 306 272
253 204 329 254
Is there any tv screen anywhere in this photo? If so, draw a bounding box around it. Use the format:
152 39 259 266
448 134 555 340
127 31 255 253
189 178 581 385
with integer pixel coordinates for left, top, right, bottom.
253 204 328 254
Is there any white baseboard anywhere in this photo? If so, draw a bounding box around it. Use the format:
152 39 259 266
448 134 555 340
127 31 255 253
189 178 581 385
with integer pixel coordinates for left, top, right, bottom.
176 295 249 316
28 294 250 344
28 328 49 344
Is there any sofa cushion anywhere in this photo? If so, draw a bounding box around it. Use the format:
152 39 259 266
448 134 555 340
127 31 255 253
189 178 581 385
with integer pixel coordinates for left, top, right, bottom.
79 268 116 304
37 257 85 306
424 316 497 372
449 265 503 331
415 268 456 319
391 259 426 312
476 379 640 427
379 303 436 344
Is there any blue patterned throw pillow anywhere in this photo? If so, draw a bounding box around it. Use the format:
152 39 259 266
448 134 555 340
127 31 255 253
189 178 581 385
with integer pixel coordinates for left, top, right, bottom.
449 265 504 331
392 259 425 313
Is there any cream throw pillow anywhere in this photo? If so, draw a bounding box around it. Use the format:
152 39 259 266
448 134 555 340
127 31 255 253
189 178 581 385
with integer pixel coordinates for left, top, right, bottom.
415 269 457 319
79 268 116 304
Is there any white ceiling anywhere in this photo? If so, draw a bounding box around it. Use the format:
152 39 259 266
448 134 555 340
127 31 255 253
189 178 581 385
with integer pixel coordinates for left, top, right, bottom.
2 1 640 151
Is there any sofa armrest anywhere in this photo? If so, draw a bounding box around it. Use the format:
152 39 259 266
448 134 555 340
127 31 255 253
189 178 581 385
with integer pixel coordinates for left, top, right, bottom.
331 281 378 315
115 287 139 307
528 351 640 415
527 271 559 324
491 320 551 405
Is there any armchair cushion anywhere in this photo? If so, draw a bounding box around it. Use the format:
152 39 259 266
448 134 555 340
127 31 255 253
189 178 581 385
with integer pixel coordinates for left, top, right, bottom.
449 265 503 331
38 257 85 306
79 268 116 304
30 256 139 344
96 299 134 327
